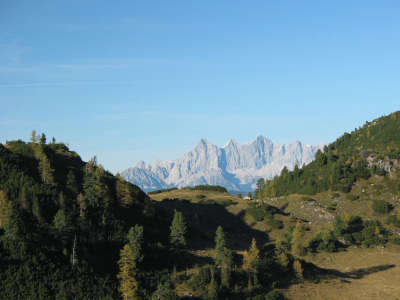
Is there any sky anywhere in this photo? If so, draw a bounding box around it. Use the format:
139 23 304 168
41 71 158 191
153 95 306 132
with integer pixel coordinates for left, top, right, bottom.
1 1 399 173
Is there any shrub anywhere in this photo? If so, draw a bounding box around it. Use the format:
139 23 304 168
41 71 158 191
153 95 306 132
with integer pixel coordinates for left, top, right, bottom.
361 220 386 247
301 197 316 202
247 202 280 222
307 231 339 253
187 265 213 291
371 200 389 214
327 203 337 211
331 193 340 199
391 237 400 245
385 215 400 228
148 187 178 195
215 199 237 206
346 194 360 201
265 290 282 300
265 214 283 229
190 185 228 193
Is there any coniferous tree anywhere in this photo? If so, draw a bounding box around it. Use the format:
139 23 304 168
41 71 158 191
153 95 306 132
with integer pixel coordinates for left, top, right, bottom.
19 184 31 212
214 226 226 266
170 210 187 248
291 222 305 257
242 238 260 273
117 244 138 300
116 175 134 207
214 226 232 288
220 249 233 288
255 178 265 199
58 192 66 210
3 201 25 240
40 133 46 145
38 154 55 185
127 224 144 262
0 190 8 227
77 193 86 218
151 281 178 300
30 129 37 144
53 209 71 234
32 195 44 223
66 170 79 197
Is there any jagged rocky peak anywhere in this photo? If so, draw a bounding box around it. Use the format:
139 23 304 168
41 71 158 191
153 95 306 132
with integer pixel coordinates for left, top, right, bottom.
135 160 151 170
120 136 324 192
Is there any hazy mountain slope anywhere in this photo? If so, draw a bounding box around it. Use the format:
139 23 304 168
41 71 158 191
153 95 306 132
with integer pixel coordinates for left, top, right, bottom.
120 136 324 192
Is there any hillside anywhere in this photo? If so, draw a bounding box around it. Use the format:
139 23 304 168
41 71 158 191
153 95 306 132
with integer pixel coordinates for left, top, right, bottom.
260 111 400 197
0 133 291 299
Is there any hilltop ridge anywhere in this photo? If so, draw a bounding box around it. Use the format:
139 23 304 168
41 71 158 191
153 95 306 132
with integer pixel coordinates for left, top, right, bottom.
261 111 400 197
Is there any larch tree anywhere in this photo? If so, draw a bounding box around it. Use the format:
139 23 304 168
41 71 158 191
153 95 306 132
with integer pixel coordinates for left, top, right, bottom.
30 129 37 145
0 190 8 227
242 238 260 273
19 184 31 212
116 175 134 207
77 193 86 218
117 243 138 300
32 195 44 224
291 221 305 257
38 154 55 185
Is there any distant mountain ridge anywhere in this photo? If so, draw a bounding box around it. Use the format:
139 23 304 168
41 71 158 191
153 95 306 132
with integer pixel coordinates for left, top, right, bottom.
120 136 324 192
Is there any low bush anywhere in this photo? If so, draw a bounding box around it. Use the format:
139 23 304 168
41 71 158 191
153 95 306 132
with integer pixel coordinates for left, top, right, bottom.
148 187 178 195
346 194 360 201
215 199 238 206
327 203 337 211
331 193 340 199
247 203 280 222
190 185 228 193
371 200 390 214
385 215 400 228
307 231 340 253
265 214 283 229
391 237 400 245
187 265 214 295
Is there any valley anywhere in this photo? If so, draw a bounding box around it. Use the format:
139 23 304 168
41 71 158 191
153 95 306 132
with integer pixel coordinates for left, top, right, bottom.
0 111 399 299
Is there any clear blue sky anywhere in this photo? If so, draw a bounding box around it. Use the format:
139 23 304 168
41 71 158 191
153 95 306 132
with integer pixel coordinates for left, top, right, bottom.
1 1 399 173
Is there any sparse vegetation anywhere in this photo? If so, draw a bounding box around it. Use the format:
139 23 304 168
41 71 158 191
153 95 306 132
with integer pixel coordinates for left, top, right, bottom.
346 194 360 201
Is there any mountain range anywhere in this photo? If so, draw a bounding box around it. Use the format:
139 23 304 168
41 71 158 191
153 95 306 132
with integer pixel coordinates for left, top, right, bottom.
120 135 324 193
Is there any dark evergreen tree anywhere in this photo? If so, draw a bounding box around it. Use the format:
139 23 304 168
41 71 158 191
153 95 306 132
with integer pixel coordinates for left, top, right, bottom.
170 210 187 248
127 224 144 262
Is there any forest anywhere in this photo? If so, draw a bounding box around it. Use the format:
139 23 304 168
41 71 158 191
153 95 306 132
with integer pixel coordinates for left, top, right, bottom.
0 132 291 299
